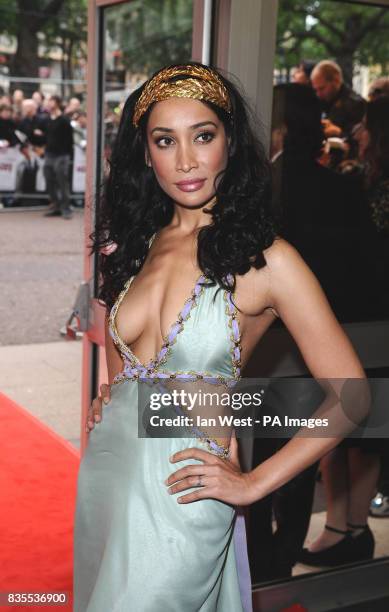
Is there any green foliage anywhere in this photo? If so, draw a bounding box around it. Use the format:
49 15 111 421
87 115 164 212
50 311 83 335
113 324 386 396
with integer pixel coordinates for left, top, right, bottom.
43 0 87 62
0 0 87 78
105 0 193 77
0 0 71 36
43 0 87 45
276 0 389 79
0 0 18 35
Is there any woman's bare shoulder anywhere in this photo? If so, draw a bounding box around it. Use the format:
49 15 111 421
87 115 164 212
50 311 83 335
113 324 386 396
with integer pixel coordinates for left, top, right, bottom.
262 236 324 308
262 236 302 271
233 238 308 318
233 237 286 317
235 238 304 318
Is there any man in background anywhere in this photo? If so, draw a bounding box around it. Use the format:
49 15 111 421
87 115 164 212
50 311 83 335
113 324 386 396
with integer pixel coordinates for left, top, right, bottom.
12 89 24 121
18 99 46 147
43 95 73 220
32 91 48 117
0 103 19 146
311 60 365 138
64 97 82 120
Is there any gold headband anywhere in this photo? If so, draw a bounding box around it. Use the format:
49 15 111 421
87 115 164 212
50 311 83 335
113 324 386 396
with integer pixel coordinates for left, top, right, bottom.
132 64 232 127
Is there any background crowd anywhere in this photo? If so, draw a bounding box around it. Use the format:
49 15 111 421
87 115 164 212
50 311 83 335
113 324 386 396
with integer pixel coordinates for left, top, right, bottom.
0 89 122 218
249 57 389 584
0 89 90 217
272 59 389 321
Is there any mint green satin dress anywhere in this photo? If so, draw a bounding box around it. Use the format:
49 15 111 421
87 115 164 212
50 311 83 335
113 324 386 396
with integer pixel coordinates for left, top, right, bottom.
73 275 252 612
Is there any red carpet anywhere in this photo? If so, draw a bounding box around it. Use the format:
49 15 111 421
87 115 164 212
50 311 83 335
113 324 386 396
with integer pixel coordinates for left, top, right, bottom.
0 393 80 611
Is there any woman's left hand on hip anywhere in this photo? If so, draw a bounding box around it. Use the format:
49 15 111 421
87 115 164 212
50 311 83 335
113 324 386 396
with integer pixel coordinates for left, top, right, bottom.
165 432 256 506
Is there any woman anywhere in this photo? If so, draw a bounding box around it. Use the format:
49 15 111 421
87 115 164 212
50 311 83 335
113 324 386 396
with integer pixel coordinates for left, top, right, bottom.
298 96 389 569
362 96 389 518
271 82 368 321
361 96 389 243
74 63 365 612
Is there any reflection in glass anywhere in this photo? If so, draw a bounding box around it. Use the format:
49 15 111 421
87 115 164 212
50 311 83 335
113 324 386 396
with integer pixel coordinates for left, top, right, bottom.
102 0 194 162
248 0 389 585
272 0 389 324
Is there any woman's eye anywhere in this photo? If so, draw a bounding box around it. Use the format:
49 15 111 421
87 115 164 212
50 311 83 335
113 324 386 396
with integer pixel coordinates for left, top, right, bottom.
155 136 174 148
196 131 214 143
154 132 215 148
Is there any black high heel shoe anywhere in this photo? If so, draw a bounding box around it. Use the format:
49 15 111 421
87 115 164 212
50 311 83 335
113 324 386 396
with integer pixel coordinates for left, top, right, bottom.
347 522 375 561
298 524 354 567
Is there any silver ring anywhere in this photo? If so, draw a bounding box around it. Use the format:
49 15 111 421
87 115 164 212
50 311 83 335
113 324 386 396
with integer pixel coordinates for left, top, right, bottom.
197 475 202 487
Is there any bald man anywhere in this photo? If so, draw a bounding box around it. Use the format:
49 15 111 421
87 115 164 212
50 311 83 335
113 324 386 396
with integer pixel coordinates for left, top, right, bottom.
311 60 366 137
18 98 47 146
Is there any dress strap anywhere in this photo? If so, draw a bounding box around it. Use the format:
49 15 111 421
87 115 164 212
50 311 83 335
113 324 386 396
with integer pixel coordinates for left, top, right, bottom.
223 277 242 380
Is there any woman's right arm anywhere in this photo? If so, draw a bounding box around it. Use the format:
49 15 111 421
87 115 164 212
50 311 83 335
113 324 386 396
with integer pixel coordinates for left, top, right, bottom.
86 316 123 432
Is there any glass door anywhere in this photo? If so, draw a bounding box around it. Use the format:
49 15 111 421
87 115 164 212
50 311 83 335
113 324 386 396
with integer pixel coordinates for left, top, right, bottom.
251 0 389 596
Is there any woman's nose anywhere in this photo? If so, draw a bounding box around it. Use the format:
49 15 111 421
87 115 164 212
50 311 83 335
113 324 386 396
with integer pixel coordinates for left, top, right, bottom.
176 145 198 172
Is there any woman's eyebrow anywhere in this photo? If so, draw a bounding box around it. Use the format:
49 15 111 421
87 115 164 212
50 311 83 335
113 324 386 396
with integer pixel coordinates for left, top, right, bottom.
150 121 218 135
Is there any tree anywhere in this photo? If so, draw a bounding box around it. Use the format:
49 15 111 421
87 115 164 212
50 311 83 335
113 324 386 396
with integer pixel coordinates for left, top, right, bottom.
2 0 66 94
0 0 87 96
44 0 87 98
277 0 389 84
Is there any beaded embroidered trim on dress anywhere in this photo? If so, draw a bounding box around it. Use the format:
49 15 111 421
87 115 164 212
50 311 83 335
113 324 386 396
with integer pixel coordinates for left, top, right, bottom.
108 273 242 459
109 273 207 375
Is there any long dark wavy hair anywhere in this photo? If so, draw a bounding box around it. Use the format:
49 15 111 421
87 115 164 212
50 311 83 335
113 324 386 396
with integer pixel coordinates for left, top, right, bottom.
365 96 389 185
91 62 277 309
272 83 324 160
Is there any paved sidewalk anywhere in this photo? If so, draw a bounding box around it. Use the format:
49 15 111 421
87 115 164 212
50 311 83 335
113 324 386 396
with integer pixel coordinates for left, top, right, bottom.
0 340 82 448
0 209 84 345
0 207 84 448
